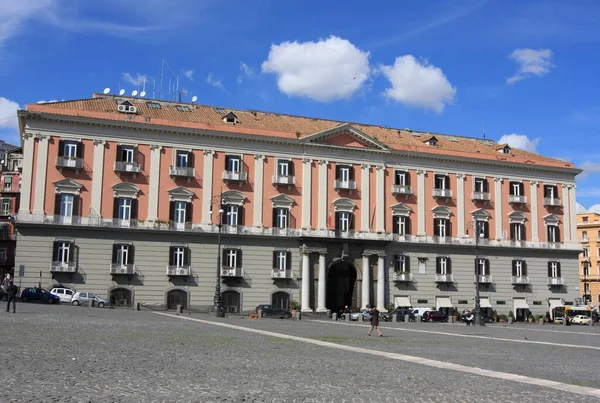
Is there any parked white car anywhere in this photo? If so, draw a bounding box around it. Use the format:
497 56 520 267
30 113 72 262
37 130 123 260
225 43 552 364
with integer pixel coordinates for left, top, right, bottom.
411 307 433 319
571 315 591 325
50 287 74 303
71 292 108 308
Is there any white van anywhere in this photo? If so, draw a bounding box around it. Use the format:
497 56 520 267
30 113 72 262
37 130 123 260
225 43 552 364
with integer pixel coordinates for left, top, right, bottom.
411 307 433 320
50 287 74 303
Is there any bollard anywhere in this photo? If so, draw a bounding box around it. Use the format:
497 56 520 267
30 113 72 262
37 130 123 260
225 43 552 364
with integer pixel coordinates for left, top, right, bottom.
404 314 410 323
416 315 422 323
539 319 544 326
257 309 262 319
346 313 351 322
564 317 568 326
297 311 301 320
136 302 141 311
392 314 397 323
589 318 594 327
332 312 338 321
176 304 183 315
508 317 513 325
90 299 96 308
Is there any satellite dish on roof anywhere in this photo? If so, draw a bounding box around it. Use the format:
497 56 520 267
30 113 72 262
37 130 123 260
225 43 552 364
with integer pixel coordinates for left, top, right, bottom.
103 87 110 94
119 89 125 96
139 91 146 98
191 96 198 103
131 90 138 97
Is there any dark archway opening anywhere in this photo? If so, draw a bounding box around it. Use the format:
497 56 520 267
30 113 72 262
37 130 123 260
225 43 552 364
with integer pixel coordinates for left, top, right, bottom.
222 290 240 313
272 291 290 310
110 288 133 308
327 260 358 314
167 289 188 310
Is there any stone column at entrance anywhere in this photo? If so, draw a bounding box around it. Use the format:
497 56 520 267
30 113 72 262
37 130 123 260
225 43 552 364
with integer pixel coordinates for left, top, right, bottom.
377 255 386 311
362 254 370 309
301 252 312 312
316 253 327 312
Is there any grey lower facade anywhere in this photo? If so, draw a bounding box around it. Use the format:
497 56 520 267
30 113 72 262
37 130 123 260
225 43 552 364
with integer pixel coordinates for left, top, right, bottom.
13 224 580 318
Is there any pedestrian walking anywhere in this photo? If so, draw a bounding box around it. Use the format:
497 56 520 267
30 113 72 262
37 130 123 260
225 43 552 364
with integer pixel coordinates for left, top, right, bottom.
6 281 18 313
367 304 382 337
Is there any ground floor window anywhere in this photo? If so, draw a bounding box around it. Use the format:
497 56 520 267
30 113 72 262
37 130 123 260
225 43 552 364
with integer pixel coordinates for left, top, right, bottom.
167 289 188 310
272 291 290 310
222 290 240 313
110 288 132 308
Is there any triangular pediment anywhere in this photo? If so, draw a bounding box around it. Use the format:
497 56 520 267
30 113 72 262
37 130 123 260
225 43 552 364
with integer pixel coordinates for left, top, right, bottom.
271 194 295 208
471 208 491 221
508 211 527 224
168 186 195 202
221 190 246 206
391 202 412 216
543 213 560 225
432 206 452 218
112 182 140 198
53 178 83 195
301 124 389 150
332 197 357 212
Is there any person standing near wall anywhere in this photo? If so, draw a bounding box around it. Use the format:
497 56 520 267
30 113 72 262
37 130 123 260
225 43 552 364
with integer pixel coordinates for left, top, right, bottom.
6 281 18 313
367 305 382 337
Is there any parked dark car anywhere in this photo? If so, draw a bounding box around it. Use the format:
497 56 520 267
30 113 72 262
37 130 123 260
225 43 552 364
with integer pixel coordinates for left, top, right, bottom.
260 306 292 319
393 308 416 322
458 313 495 324
20 287 60 304
422 310 449 322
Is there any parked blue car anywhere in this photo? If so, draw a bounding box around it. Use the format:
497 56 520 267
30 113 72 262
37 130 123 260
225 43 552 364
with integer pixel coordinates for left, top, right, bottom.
20 287 61 304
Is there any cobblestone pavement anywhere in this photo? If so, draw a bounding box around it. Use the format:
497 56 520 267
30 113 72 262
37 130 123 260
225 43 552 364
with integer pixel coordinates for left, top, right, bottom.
1 303 599 403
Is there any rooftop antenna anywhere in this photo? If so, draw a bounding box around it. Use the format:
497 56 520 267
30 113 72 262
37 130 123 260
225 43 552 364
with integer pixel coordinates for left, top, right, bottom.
131 90 138 97
482 120 486 140
191 95 198 104
140 79 146 98
152 80 156 99
103 87 110 94
119 89 125 96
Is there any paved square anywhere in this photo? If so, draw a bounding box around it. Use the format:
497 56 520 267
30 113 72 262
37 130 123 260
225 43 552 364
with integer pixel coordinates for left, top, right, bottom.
2 303 599 402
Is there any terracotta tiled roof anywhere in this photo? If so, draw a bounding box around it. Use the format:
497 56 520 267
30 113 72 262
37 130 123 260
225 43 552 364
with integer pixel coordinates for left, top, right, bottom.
25 94 575 170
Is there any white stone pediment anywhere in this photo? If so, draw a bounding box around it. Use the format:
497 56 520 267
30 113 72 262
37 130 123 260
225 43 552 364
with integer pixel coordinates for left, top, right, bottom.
431 205 452 219
543 213 560 225
112 182 140 199
471 208 491 221
391 202 412 216
332 197 356 212
301 123 389 150
221 190 246 206
168 186 195 202
271 194 294 208
53 178 83 195
508 211 527 224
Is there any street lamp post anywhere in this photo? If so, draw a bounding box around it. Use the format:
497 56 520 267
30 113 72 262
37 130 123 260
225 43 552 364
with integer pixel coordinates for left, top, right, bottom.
474 221 484 327
210 205 225 318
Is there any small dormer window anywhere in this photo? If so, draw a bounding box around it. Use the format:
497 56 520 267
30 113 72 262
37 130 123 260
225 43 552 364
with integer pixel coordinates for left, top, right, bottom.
499 145 511 154
223 112 238 124
175 105 191 112
146 102 161 109
426 136 438 146
118 101 136 114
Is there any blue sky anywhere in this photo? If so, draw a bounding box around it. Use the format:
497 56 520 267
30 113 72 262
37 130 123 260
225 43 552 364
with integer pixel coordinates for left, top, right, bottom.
0 0 598 210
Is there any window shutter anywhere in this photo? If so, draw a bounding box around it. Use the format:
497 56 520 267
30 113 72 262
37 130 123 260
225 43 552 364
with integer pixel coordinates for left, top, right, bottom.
112 244 118 264
392 216 399 234
510 224 516 240
405 172 411 186
58 140 65 157
349 213 355 230
447 220 452 237
483 222 489 238
486 259 490 274
512 260 517 276
445 176 450 190
131 199 138 220
555 226 561 242
406 217 411 235
433 219 439 236
116 145 123 162
72 196 80 217
447 258 452 274
519 182 524 196
273 252 277 269
349 166 355 180
286 209 291 228
184 248 191 266
336 165 342 180
483 179 489 193
220 205 226 225
54 194 62 215
52 241 58 261
335 212 340 230
185 202 192 223
286 251 292 270
522 224 526 241
547 262 552 277
236 250 242 268
522 261 527 276
169 247 175 266
404 256 410 272
436 257 441 274
76 141 84 159
132 147 138 163
169 201 175 222
222 249 227 267
113 198 119 219
187 151 194 168
129 245 135 264
557 262 561 277
238 206 244 225
68 243 75 263
272 208 278 227
225 155 231 170
288 160 294 176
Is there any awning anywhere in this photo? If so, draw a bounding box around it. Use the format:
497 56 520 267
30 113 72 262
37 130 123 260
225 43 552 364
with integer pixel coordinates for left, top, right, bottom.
548 299 563 311
395 296 411 308
436 297 453 309
479 297 492 308
513 298 529 310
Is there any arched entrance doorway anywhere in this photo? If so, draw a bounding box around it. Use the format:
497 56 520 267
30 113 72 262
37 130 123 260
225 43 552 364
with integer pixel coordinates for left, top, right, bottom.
166 289 188 310
327 260 358 314
110 288 133 308
222 290 240 313
272 291 290 310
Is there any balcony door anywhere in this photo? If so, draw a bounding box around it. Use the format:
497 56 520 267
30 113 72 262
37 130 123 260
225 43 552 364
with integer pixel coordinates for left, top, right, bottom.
59 194 74 224
176 151 188 168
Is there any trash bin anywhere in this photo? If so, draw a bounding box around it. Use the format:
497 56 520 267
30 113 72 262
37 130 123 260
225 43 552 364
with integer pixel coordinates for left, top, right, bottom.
332 313 337 321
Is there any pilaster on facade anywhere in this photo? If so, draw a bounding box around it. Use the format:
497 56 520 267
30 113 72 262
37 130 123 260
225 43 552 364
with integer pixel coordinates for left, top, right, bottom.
376 254 386 311
568 184 577 242
201 150 215 225
90 140 106 215
562 184 571 243
147 144 163 222
457 173 466 238
32 134 49 215
375 165 385 232
417 170 426 236
361 164 370 232
494 177 503 240
316 253 327 312
362 254 370 309
317 160 328 230
530 181 539 242
253 154 265 227
301 158 312 229
301 251 312 312
19 133 35 214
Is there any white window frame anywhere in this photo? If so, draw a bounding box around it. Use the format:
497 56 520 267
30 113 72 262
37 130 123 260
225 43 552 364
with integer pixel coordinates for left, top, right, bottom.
121 147 135 163
583 248 589 258
395 255 406 272
275 207 288 229
547 225 558 243
435 175 446 189
116 244 129 266
474 177 485 192
339 166 350 183
439 257 448 275
118 198 132 220
582 231 588 241
174 201 186 224
275 251 287 270
227 156 241 172
176 151 188 168
511 182 521 196
515 260 525 277
57 242 70 264
512 223 524 241
1 198 12 214
549 262 559 278
277 160 289 177
338 211 350 231
396 215 407 235
60 194 74 217
64 141 78 158
437 218 447 237
225 205 238 226
173 247 186 268
395 171 407 186
476 258 487 275
226 249 238 268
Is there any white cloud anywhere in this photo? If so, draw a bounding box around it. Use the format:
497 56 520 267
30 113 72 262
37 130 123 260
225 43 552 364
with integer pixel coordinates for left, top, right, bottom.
579 161 600 178
497 133 541 153
379 55 456 113
261 36 370 102
121 73 148 87
182 69 194 82
0 0 56 52
237 62 255 84
589 204 600 214
576 202 587 214
506 48 554 84
0 96 21 145
206 73 224 90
